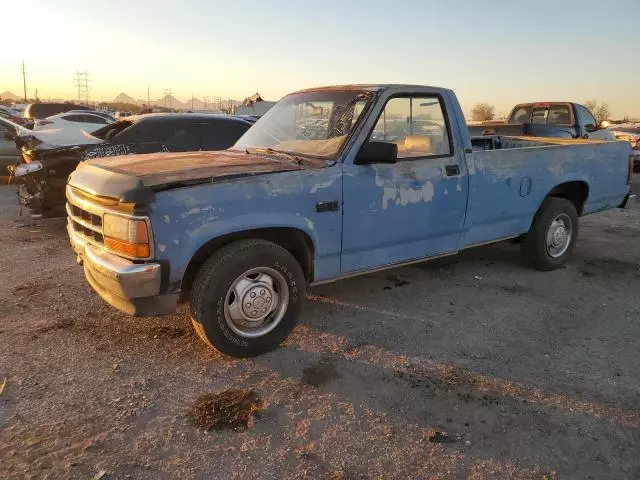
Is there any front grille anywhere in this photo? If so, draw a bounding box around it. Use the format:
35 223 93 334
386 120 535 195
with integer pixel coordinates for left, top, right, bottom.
66 188 105 247
70 204 102 228
71 220 104 243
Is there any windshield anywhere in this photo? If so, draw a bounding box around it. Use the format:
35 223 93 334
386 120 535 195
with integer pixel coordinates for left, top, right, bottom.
233 90 373 159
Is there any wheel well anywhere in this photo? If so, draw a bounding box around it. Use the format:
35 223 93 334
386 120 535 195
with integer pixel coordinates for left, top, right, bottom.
180 228 314 298
546 181 589 215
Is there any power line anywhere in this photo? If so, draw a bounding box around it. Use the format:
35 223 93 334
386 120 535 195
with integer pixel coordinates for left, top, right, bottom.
73 71 91 104
20 60 27 102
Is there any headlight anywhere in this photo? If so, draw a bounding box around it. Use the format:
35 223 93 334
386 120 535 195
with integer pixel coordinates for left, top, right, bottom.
103 214 151 258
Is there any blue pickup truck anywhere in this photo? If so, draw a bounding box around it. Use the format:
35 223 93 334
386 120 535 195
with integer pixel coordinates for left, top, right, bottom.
65 84 634 357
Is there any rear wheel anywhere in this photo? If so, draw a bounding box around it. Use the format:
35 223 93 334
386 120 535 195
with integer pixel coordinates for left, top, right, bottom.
189 239 306 357
520 197 579 271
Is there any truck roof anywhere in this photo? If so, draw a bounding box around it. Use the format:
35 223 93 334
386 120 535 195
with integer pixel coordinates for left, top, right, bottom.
512 102 575 108
290 84 443 95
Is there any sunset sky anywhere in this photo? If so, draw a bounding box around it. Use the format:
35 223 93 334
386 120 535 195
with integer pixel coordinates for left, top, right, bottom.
2 0 639 117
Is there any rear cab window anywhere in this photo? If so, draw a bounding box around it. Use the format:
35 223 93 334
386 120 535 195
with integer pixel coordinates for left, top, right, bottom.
529 104 573 126
547 105 571 125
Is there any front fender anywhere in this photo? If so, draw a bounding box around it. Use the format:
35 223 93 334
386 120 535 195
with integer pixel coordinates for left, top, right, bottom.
153 211 321 285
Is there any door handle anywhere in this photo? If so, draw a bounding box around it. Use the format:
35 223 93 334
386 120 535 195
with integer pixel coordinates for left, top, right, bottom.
445 164 460 176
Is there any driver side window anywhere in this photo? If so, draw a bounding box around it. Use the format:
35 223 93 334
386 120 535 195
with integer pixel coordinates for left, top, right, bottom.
370 96 451 159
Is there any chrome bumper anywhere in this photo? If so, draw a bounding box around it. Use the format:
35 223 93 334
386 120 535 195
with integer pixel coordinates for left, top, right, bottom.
68 221 176 316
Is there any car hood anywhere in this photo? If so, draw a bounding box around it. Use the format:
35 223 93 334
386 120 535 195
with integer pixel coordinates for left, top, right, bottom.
69 149 327 204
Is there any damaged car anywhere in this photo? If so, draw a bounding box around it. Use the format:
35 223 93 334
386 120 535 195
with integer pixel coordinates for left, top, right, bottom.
10 113 255 216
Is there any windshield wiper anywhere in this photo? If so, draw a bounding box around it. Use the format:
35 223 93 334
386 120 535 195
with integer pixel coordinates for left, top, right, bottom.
248 147 304 166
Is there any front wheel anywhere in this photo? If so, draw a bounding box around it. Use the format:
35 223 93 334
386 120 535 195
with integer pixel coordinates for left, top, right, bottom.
520 197 579 271
190 239 306 357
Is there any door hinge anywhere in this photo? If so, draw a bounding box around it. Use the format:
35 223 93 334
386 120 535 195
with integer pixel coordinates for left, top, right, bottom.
316 200 340 212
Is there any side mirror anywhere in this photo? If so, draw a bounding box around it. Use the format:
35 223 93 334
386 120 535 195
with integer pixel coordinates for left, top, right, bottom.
355 141 397 165
599 120 609 129
584 123 595 133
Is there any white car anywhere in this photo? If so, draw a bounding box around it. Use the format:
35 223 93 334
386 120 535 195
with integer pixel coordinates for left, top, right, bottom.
34 112 113 133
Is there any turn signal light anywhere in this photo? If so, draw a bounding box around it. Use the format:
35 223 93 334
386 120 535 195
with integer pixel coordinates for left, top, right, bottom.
104 237 150 258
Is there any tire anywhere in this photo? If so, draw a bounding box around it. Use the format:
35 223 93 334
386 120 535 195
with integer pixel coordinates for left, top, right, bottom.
189 239 306 357
520 197 579 271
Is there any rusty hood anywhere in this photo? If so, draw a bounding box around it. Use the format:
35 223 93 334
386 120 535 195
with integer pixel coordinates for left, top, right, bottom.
69 149 326 204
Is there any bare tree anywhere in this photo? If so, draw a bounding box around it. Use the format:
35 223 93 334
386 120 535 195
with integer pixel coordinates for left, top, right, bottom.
584 100 611 123
471 103 495 121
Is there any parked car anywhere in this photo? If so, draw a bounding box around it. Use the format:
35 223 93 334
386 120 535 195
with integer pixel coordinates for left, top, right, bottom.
12 113 253 215
0 106 32 127
0 117 25 172
67 109 116 123
468 102 615 140
64 84 634 357
609 126 640 170
34 111 113 132
23 102 92 120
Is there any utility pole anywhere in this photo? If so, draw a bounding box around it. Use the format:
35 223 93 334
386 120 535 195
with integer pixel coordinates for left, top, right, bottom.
73 71 91 104
191 93 194 111
147 85 150 107
20 60 27 102
35 88 38 102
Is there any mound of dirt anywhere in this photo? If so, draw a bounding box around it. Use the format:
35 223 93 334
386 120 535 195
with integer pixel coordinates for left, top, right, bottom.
188 390 262 431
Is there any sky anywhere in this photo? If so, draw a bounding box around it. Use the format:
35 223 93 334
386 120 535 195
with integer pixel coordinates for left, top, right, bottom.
2 0 639 118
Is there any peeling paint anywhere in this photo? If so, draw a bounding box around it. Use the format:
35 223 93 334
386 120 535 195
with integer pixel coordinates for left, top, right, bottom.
305 218 314 230
396 182 435 206
158 244 167 253
173 239 180 245
309 174 340 194
374 167 436 210
163 215 171 224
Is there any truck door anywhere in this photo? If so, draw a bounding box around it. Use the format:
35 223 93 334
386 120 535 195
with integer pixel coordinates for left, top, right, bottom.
341 94 468 273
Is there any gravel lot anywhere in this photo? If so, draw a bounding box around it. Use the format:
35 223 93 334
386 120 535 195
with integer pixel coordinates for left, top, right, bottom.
0 183 639 479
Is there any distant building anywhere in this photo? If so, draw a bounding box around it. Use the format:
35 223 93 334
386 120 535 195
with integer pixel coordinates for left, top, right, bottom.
234 92 276 117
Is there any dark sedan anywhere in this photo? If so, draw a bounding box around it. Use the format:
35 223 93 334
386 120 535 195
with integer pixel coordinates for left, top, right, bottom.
13 113 254 216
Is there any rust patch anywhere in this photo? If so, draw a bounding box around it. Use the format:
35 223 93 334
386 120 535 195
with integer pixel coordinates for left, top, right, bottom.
188 390 263 431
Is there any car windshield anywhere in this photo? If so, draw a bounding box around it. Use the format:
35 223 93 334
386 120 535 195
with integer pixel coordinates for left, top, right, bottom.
233 90 373 159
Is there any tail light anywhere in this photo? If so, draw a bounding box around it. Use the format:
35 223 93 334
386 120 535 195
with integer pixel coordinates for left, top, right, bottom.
628 154 634 185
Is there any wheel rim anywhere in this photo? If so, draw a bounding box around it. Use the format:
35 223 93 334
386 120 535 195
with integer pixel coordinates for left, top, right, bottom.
545 213 572 258
223 267 289 338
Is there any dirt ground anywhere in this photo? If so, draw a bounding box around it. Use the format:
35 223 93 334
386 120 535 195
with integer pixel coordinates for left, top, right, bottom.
0 183 639 480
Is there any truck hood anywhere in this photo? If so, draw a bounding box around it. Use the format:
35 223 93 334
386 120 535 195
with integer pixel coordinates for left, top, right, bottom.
68 149 326 204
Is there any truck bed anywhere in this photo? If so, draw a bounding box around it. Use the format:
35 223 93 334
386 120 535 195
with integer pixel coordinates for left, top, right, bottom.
464 136 631 246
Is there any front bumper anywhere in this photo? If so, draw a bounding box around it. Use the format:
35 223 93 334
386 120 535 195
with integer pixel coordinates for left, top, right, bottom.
68 221 178 316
